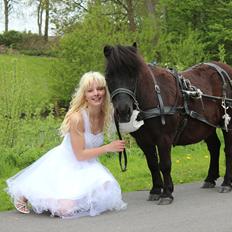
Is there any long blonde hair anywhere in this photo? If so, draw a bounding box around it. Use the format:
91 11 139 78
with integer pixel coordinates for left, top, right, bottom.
59 71 112 136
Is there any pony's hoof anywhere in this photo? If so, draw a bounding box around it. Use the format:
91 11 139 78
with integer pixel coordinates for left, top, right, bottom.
218 186 232 193
147 194 160 201
158 197 173 205
201 181 215 188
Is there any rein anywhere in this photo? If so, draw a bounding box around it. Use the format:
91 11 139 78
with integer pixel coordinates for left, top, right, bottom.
114 115 127 172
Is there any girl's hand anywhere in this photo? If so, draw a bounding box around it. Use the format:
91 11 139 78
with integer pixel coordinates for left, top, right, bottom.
105 140 125 153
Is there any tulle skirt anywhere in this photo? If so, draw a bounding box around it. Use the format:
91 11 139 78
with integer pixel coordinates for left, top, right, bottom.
6 143 127 218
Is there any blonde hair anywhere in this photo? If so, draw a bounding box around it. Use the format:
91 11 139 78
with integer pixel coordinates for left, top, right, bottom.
59 71 113 136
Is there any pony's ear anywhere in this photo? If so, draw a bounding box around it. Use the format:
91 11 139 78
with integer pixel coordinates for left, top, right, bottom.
104 45 113 58
132 42 137 48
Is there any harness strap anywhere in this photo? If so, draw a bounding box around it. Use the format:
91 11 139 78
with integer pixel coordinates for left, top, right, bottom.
200 93 232 103
204 62 228 98
148 65 166 125
189 111 224 129
173 118 188 145
166 69 191 144
139 106 183 120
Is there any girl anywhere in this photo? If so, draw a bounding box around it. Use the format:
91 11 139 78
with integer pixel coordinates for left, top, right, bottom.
6 71 126 218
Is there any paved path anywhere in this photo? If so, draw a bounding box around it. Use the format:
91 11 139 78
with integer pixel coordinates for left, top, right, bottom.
1 180 232 232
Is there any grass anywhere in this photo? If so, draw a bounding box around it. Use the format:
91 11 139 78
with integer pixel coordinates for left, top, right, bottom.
101 134 226 192
0 54 55 110
0 127 227 212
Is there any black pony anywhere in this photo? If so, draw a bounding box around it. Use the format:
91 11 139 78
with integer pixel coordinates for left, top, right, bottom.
104 43 232 204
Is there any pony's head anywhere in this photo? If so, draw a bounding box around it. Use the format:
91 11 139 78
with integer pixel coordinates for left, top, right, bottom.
104 43 143 123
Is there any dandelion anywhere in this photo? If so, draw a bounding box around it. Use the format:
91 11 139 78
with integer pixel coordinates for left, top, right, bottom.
176 159 180 163
204 155 209 159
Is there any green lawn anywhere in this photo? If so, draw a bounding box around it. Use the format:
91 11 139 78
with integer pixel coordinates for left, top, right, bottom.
101 135 226 192
0 54 55 110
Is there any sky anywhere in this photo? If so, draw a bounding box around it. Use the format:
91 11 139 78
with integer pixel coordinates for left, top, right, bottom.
0 3 53 35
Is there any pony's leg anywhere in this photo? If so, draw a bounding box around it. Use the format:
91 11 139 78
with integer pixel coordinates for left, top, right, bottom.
140 145 163 201
202 130 220 188
157 142 174 205
219 130 232 193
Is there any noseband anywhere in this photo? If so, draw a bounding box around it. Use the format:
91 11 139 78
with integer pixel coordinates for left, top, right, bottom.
111 87 140 111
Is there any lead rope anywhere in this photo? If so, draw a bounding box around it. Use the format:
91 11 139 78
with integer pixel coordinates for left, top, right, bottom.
114 115 127 172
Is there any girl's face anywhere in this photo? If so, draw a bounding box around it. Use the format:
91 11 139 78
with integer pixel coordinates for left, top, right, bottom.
85 81 106 107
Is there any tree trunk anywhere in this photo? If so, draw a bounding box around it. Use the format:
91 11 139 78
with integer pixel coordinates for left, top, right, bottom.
37 1 43 36
44 0 49 41
126 0 136 32
145 0 153 13
4 0 9 32
144 0 158 24
144 0 160 47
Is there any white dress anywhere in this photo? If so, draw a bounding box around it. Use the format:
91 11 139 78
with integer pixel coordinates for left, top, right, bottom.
6 110 127 218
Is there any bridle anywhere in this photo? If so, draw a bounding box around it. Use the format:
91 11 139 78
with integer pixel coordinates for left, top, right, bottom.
111 88 140 111
110 80 139 172
109 64 167 172
110 64 167 124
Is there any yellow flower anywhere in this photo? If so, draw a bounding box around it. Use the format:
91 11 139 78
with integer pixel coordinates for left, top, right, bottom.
176 160 180 163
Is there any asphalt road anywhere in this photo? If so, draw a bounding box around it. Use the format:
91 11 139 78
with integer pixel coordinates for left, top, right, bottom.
1 180 232 232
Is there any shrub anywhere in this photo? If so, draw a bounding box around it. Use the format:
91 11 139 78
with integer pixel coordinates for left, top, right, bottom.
17 32 59 57
1 30 23 48
0 31 58 57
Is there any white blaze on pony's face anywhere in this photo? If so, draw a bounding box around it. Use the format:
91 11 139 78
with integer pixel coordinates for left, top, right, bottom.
85 81 106 107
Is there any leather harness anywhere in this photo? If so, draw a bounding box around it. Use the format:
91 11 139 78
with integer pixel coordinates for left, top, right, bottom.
111 62 232 171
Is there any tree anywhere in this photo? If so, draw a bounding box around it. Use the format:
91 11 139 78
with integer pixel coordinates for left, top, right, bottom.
50 0 139 34
26 0 51 39
51 2 134 107
37 0 43 36
3 0 18 32
102 0 137 32
44 0 49 40
50 0 88 34
157 0 232 63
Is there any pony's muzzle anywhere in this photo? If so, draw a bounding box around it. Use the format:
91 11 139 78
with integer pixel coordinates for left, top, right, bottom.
115 105 132 123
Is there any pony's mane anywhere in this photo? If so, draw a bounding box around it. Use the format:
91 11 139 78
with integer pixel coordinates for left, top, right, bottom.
106 45 144 75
